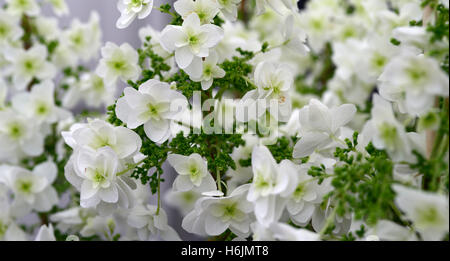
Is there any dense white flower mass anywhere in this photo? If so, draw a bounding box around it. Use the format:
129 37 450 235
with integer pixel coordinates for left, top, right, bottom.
0 0 448 242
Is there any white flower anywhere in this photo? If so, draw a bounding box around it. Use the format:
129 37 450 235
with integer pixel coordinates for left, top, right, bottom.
0 10 23 47
0 108 44 162
167 153 217 192
62 119 142 160
50 207 97 234
182 184 254 236
11 80 63 124
378 53 449 116
186 51 225 90
0 190 27 241
0 162 58 217
174 0 220 24
216 0 241 21
393 185 449 241
160 13 223 72
127 204 181 241
366 220 417 241
238 61 293 122
164 187 203 215
286 164 332 226
6 0 40 16
115 79 188 143
251 221 320 241
247 146 297 225
116 0 153 29
361 95 414 162
64 147 136 216
34 16 60 42
47 0 69 16
293 99 356 158
34 224 56 241
0 79 6 110
96 42 141 86
60 12 101 63
68 73 115 109
4 44 56 91
282 14 309 55
312 205 352 235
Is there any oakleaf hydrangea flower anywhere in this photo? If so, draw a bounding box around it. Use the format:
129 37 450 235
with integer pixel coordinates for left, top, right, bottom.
0 10 23 47
127 204 181 241
167 153 217 192
62 119 142 160
247 146 297 225
96 42 141 86
0 162 58 217
6 0 40 16
182 184 254 236
185 51 225 90
174 0 220 25
293 99 356 158
116 0 154 29
115 79 188 143
378 53 449 116
4 44 56 91
160 13 224 71
64 147 136 216
393 185 449 241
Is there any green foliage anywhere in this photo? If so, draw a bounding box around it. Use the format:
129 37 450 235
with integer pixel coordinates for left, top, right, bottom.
267 136 297 163
213 48 255 95
308 132 399 228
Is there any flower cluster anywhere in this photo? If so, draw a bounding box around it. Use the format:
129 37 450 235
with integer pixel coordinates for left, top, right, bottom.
0 0 449 241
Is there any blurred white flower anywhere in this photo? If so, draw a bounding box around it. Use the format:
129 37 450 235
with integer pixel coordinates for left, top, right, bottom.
6 0 40 16
96 42 141 86
251 221 320 241
0 161 58 217
35 224 56 241
4 44 56 91
0 10 23 47
116 0 154 29
127 204 181 241
46 0 69 16
378 53 449 116
393 185 449 241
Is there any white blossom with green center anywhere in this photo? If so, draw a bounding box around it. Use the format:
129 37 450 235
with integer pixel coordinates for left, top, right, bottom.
167 153 216 192
247 146 297 225
0 10 23 47
6 0 40 16
11 80 61 124
362 95 415 162
0 162 58 215
96 42 141 86
62 118 142 160
115 79 188 143
4 44 56 91
67 147 136 215
116 0 153 29
379 52 449 116
186 51 225 90
160 13 223 72
182 184 253 236
47 0 68 16
394 185 449 241
0 109 44 160
174 0 220 24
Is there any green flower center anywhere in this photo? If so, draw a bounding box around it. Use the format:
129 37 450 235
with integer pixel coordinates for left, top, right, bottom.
0 23 10 38
416 206 442 228
18 179 32 194
35 102 48 115
379 123 397 149
406 66 427 83
293 183 306 200
8 122 24 139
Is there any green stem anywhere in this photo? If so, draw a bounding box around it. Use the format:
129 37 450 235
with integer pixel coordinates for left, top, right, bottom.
156 171 161 215
216 170 222 192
